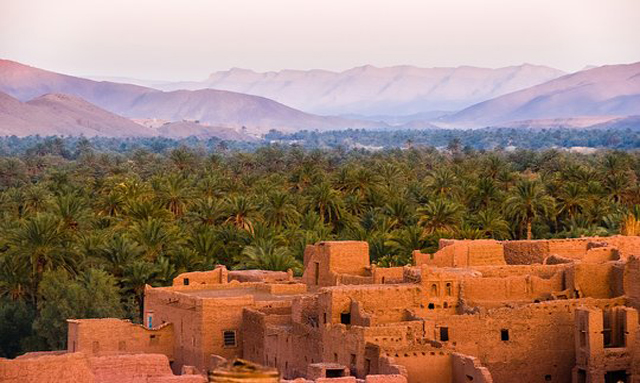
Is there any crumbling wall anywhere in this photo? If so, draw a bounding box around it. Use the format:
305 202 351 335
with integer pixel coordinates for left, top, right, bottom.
319 285 423 325
570 263 625 299
624 256 640 310
462 272 565 305
502 240 548 264
583 246 619 263
229 269 292 283
451 353 493 383
598 235 640 260
414 241 504 268
432 298 624 383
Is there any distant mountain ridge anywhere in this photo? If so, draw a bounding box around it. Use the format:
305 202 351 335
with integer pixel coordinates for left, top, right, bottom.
0 59 385 134
155 64 566 116
445 62 640 127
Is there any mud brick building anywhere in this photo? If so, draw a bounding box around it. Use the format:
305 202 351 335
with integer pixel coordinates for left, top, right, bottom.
4 236 640 383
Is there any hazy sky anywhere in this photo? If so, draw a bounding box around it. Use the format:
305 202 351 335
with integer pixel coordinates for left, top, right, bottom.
1 0 639 81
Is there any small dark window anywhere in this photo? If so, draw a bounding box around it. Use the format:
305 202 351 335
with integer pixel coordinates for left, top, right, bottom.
501 329 509 341
545 375 552 381
466 375 474 382
326 369 344 378
324 313 327 324
223 330 237 347
440 327 449 342
183 278 190 285
149 334 159 345
340 312 351 325
350 353 356 367
428 303 435 309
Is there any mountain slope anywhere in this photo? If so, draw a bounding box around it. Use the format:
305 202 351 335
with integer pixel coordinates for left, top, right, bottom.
446 62 640 127
0 59 385 133
155 121 258 141
0 91 156 137
158 64 565 116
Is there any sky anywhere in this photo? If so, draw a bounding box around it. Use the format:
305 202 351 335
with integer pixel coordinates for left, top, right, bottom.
1 0 639 81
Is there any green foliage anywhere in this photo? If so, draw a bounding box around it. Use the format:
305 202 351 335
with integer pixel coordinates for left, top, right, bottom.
1 137 639 356
33 269 124 350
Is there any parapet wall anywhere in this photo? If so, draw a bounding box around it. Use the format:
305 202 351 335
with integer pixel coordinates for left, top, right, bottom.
0 353 205 383
416 236 640 267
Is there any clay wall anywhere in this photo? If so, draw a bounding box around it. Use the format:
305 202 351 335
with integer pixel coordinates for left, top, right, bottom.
0 352 94 383
593 235 640 260
144 287 205 372
67 318 174 358
624 256 640 309
502 240 548 264
172 266 228 286
461 272 565 305
319 285 423 326
389 350 451 383
200 295 257 371
0 353 206 383
229 270 292 283
569 263 625 299
451 353 493 383
414 240 505 268
88 354 175 383
428 298 624 383
303 241 371 287
583 246 619 263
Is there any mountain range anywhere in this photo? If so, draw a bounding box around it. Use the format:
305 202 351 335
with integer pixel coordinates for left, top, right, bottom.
1 59 639 137
445 62 640 127
0 59 382 134
142 64 566 116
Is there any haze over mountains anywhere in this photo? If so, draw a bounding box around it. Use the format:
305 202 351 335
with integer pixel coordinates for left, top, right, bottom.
0 58 639 137
0 59 382 135
135 64 566 116
446 62 640 128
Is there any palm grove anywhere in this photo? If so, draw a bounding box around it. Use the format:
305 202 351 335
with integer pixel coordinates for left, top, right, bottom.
2 140 640 358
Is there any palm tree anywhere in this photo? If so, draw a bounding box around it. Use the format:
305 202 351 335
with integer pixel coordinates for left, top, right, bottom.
187 197 225 226
472 178 501 208
98 235 144 277
9 214 69 303
505 179 555 240
418 199 462 235
427 168 457 197
474 209 510 239
53 193 90 231
306 183 343 224
130 218 178 261
156 174 194 217
236 240 300 272
224 196 257 233
557 182 589 219
261 191 300 228
387 225 427 260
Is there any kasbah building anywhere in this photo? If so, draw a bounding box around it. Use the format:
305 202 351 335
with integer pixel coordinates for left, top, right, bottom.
4 236 640 383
